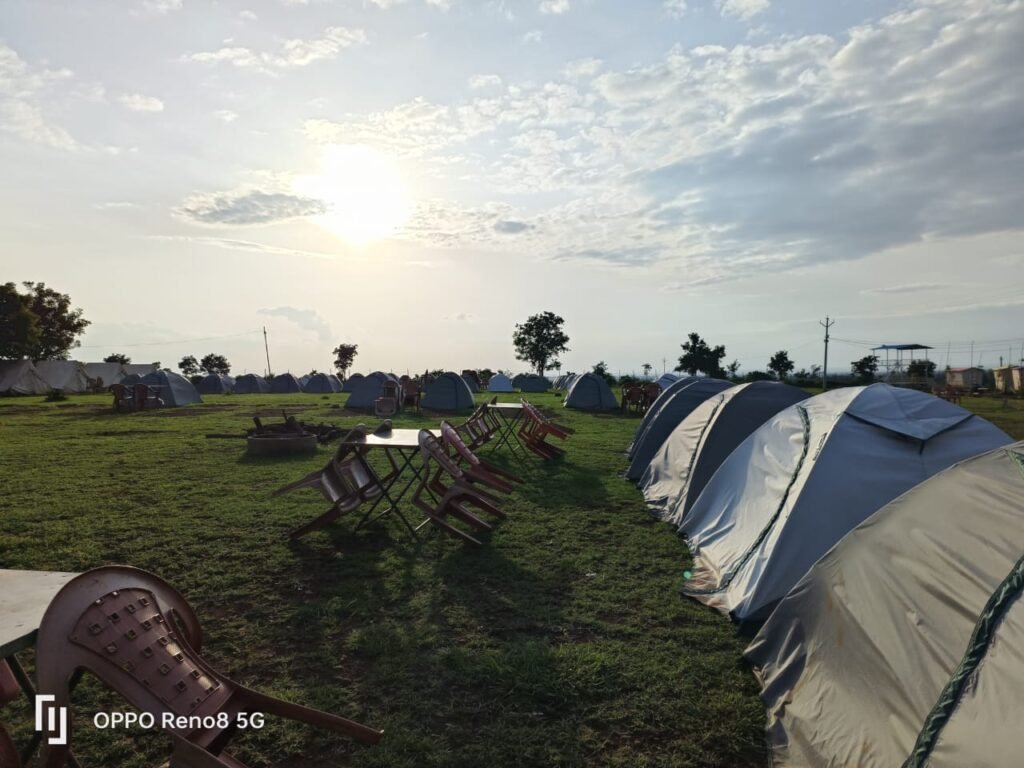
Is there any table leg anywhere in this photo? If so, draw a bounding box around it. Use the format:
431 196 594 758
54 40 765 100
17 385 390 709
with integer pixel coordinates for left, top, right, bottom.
353 449 420 539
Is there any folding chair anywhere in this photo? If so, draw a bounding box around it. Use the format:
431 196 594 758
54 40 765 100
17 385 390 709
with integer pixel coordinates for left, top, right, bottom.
439 421 523 494
110 384 134 412
518 401 573 460
401 380 422 411
412 430 507 546
374 382 400 418
271 425 399 539
36 566 382 768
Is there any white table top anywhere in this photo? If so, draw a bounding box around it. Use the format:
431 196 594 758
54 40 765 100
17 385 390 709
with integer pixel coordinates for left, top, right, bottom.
343 428 441 449
487 402 524 411
0 569 79 657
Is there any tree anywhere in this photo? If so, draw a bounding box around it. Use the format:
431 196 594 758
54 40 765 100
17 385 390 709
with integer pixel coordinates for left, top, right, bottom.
551 361 562 373
592 360 616 386
478 367 494 381
907 359 936 379
743 370 774 382
19 282 91 359
179 355 199 377
641 362 653 378
851 355 879 383
513 311 570 376
726 360 741 379
103 353 131 364
768 350 795 381
675 332 726 378
332 343 358 378
0 282 40 360
200 353 231 375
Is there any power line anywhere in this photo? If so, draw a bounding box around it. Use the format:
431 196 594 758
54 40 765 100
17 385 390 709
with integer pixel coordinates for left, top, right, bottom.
77 329 262 349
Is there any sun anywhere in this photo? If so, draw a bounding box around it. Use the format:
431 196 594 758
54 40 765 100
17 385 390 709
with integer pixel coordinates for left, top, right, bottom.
294 144 412 245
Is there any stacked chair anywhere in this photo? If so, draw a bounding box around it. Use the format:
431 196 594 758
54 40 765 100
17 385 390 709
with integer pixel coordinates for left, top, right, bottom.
518 400 574 460
31 566 382 767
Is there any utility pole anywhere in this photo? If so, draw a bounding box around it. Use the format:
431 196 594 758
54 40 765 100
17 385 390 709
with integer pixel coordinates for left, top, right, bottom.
662 357 667 375
263 326 272 377
820 316 835 390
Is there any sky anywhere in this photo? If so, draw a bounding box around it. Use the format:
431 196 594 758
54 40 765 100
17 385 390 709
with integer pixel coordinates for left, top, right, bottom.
1 0 1022 377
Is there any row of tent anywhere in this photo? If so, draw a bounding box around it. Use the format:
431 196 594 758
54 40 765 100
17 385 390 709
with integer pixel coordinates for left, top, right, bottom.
624 378 1020 766
0 360 160 395
558 371 686 412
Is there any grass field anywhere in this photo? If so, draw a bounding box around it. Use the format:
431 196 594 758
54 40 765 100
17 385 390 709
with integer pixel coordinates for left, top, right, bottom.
1 390 1022 767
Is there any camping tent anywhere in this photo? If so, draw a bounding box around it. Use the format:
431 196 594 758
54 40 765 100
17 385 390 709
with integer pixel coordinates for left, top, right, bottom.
34 360 91 394
461 374 479 393
120 374 143 386
625 378 730 480
511 374 526 389
489 373 513 393
304 372 340 393
140 370 203 406
346 371 392 409
626 376 698 458
328 373 343 390
299 374 312 388
270 373 302 393
122 363 158 378
197 374 235 394
679 384 1011 623
564 373 619 411
745 441 1024 768
519 374 550 393
83 362 125 389
0 360 49 395
655 373 678 390
342 373 364 393
640 382 809 521
233 374 270 394
421 371 475 411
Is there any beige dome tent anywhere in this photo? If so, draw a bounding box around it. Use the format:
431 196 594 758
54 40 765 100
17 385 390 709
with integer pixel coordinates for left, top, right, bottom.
746 442 1024 768
0 360 49 395
34 360 91 394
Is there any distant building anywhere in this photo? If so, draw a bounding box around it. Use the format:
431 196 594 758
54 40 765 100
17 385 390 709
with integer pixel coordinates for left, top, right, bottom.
994 366 1023 393
946 367 985 390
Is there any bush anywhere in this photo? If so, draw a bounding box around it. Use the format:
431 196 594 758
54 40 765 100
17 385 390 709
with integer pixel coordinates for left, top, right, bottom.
44 389 67 402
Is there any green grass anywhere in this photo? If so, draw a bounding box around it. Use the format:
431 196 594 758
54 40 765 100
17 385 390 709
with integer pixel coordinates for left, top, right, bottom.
2 390 1021 767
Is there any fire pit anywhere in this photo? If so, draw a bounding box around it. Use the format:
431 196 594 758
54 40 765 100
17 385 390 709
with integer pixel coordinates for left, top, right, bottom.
246 431 318 456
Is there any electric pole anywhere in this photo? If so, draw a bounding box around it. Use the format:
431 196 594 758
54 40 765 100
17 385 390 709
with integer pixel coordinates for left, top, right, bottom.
263 326 273 377
820 316 835 390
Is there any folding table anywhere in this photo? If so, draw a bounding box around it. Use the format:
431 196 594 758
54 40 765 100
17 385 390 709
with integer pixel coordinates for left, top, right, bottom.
1 569 81 767
485 403 526 458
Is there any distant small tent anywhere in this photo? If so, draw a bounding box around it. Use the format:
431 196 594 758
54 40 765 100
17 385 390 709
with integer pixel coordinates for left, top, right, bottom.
625 378 728 480
519 374 550 393
140 370 203 406
233 374 270 394
328 373 343 390
299 374 312 388
655 373 678 390
462 374 479 393
489 373 513 393
304 372 340 393
122 363 158 378
511 374 526 389
342 373 364 393
564 373 618 411
34 360 91 394
197 373 235 394
421 372 475 411
270 373 302 393
120 374 143 386
346 371 391 409
0 360 49 395
83 362 125 389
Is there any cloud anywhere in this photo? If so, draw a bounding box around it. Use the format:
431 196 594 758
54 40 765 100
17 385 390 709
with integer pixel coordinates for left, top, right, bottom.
716 0 768 21
183 27 367 72
539 0 569 14
141 0 182 14
147 235 346 260
521 30 543 44
444 312 476 322
494 220 532 234
257 306 332 342
664 0 687 18
95 201 139 210
0 45 81 150
214 109 238 122
861 283 947 296
177 189 327 226
469 74 502 89
239 9 258 21
118 93 164 112
563 58 602 79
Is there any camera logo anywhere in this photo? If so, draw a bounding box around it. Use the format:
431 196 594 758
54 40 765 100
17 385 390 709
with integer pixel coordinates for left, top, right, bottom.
34 695 68 746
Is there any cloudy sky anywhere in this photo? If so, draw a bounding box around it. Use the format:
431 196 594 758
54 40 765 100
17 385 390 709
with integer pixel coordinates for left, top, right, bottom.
1 0 1022 377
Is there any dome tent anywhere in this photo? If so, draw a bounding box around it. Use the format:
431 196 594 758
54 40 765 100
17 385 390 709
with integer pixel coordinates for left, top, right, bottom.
0 360 49 395
679 384 1011 624
564 373 618 411
304 372 340 393
654 373 678 390
270 373 302 393
640 382 809 520
197 373 235 394
83 362 125 388
328 373 343 390
519 374 550 393
746 441 1024 768
34 360 91 393
625 378 729 480
421 372 475 411
461 374 479 393
626 376 698 458
233 374 270 394
488 373 513 393
342 373 364 393
140 370 202 406
345 371 392 409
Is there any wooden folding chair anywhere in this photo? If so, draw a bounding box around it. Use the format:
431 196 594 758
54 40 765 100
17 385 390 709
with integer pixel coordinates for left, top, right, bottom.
518 401 573 460
36 566 382 768
439 421 523 494
412 430 507 546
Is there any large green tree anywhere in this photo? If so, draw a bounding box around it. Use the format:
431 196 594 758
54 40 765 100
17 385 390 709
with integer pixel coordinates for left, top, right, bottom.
179 355 199 377
103 353 131 364
200 353 231 375
332 343 358 378
851 355 879 383
0 282 40 359
513 311 570 376
767 350 795 380
675 332 726 378
1 282 90 359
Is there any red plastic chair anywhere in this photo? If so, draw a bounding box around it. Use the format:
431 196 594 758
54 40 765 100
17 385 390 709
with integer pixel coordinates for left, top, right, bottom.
35 566 382 768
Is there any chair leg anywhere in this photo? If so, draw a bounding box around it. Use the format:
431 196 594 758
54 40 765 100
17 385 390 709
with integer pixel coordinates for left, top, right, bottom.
288 507 342 540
